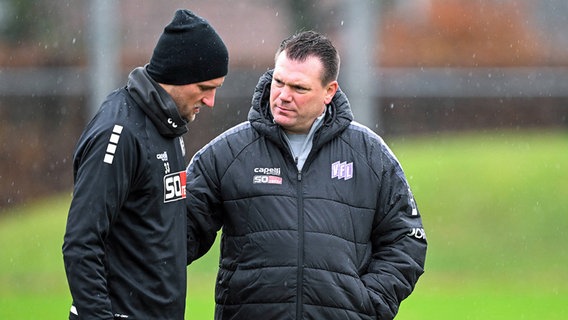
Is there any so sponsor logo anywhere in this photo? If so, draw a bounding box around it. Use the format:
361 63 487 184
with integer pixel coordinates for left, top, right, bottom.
253 167 282 185
164 171 186 203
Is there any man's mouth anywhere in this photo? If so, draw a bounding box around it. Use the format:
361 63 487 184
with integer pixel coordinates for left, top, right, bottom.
275 105 292 113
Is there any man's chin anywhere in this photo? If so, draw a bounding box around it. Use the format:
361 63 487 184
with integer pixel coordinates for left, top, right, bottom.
182 114 196 122
273 115 291 127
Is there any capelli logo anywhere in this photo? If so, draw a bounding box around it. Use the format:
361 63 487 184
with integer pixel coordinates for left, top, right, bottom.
167 118 178 128
408 228 426 240
254 167 281 176
156 151 168 162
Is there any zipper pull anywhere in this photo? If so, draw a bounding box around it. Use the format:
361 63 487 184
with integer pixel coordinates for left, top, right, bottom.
294 157 302 181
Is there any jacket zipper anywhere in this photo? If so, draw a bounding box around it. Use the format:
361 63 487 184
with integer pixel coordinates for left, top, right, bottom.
295 156 304 319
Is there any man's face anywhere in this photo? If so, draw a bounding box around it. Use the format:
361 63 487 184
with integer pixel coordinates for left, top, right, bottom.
164 76 225 122
270 51 338 134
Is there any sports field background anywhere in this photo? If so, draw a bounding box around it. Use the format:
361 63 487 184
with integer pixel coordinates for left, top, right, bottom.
0 129 566 319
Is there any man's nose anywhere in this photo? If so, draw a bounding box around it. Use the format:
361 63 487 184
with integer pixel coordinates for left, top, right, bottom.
279 86 293 102
202 89 217 108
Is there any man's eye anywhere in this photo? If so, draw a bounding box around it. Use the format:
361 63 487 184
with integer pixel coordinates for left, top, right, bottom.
273 79 284 87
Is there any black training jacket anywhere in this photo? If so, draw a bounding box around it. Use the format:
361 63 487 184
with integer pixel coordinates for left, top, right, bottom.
63 67 189 320
186 70 427 320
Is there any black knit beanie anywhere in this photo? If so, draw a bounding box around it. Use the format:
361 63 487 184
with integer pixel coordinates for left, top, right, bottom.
147 9 229 85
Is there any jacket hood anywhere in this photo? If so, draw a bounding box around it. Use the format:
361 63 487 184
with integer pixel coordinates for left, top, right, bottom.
248 69 353 148
127 66 188 138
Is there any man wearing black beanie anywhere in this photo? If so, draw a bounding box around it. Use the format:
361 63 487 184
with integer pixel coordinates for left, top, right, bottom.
63 9 228 320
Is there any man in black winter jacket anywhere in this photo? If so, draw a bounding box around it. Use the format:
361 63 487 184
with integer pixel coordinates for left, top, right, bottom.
186 31 426 319
62 9 228 320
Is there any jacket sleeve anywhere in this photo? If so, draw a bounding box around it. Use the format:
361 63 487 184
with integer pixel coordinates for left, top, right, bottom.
62 124 137 320
186 148 223 264
361 150 427 320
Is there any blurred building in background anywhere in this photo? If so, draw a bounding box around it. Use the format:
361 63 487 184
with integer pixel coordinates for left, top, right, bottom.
1 0 567 209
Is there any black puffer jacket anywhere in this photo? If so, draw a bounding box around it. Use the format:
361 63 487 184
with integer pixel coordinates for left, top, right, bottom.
186 70 427 320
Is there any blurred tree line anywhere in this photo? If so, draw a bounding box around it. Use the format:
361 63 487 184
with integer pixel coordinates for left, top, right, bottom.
1 0 49 44
1 0 567 211
0 0 83 66
0 0 87 210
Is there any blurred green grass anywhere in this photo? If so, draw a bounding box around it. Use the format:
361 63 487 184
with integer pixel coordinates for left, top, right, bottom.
1 129 567 319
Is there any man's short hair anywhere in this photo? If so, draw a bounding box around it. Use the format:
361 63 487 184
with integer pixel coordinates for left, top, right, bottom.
275 31 340 86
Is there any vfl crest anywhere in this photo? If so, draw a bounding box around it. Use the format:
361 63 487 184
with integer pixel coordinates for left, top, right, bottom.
331 161 353 180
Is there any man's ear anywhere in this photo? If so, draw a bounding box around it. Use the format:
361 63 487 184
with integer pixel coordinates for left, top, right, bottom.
324 81 339 105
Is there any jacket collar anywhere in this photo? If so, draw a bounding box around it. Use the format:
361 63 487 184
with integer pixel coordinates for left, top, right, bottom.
248 69 353 149
126 66 188 138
